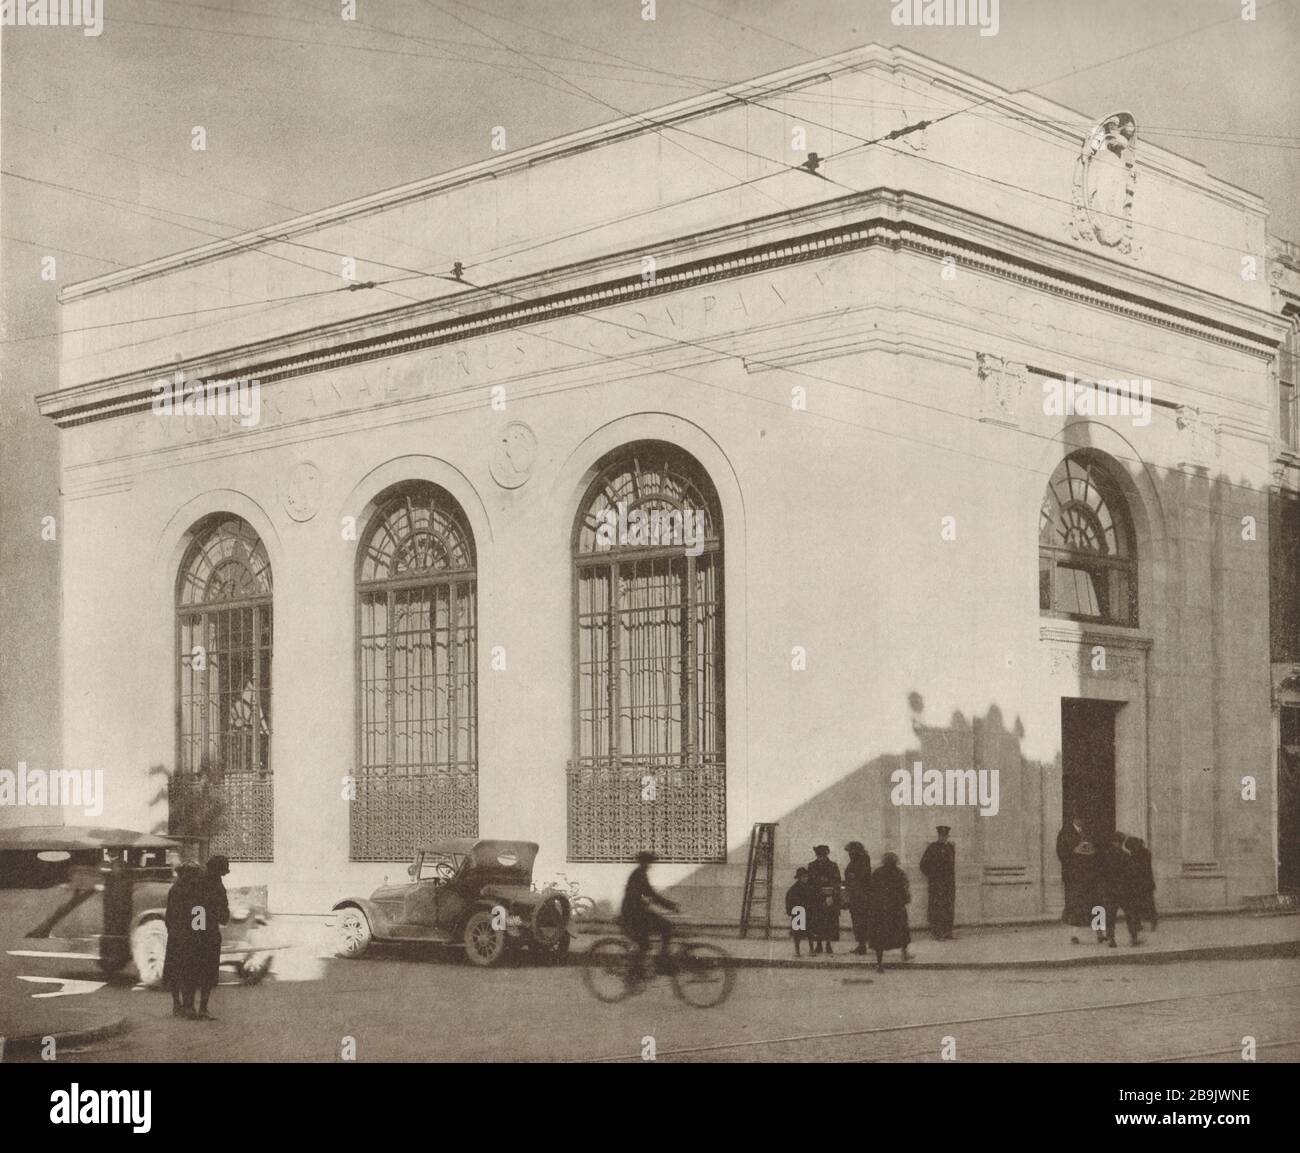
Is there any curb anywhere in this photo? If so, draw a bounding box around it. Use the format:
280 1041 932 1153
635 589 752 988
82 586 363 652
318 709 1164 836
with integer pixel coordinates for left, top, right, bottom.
0 1015 130 1059
569 937 1300 972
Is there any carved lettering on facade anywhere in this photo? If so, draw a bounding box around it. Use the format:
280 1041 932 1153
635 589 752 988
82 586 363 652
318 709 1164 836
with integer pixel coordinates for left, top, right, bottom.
1048 645 1143 683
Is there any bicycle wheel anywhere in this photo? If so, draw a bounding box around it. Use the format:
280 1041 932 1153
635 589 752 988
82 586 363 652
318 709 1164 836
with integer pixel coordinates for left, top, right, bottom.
581 937 638 1003
671 942 735 1008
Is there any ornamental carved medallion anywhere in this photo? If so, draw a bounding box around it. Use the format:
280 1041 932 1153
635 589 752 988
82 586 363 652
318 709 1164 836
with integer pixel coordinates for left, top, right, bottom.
281 460 322 522
490 420 538 489
1070 112 1139 258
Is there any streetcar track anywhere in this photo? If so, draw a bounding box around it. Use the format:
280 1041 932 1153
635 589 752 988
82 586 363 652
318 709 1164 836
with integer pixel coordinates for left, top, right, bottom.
586 981 1300 1062
1155 1040 1300 1062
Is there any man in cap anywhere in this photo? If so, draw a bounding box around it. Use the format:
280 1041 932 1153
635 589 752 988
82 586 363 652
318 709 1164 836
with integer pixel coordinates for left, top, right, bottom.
919 826 956 940
619 851 679 978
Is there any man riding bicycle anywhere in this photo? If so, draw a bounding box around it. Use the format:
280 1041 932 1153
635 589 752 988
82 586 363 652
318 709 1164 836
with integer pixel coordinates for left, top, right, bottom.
619 850 679 977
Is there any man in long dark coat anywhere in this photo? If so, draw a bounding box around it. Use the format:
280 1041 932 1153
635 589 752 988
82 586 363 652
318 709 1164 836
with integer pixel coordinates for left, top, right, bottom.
1057 814 1101 943
194 855 231 1019
163 863 204 1018
919 825 956 940
1125 835 1156 929
1100 833 1142 947
806 845 842 955
842 842 872 955
867 852 912 973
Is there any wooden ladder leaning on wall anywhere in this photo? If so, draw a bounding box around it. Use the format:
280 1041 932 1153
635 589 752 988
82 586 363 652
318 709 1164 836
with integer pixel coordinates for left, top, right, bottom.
739 822 777 939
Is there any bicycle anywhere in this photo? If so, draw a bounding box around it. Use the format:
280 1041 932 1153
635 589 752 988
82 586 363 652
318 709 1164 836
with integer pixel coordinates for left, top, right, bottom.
580 930 735 1008
532 874 597 920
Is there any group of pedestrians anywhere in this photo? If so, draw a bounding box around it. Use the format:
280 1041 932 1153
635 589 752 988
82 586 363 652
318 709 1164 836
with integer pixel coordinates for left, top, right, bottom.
163 854 231 1020
1056 815 1157 947
785 828 956 973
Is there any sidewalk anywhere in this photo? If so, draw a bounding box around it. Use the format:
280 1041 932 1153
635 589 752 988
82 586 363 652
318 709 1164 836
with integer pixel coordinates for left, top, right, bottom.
0 991 128 1058
570 909 1300 970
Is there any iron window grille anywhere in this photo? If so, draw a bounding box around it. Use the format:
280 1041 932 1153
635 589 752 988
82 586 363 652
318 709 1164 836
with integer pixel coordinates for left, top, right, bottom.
1039 452 1138 627
570 443 726 862
353 485 478 861
174 515 274 862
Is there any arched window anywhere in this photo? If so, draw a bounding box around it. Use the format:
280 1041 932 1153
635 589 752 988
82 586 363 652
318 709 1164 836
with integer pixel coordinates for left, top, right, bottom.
570 443 725 862
1039 453 1137 626
354 484 478 860
174 515 273 861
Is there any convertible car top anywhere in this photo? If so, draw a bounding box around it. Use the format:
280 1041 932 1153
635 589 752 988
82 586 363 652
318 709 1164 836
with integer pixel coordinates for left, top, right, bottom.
332 838 569 967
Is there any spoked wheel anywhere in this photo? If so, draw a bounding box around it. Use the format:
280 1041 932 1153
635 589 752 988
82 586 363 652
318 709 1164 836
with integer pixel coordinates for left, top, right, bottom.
335 907 372 959
671 943 734 1008
462 910 507 967
531 898 572 965
581 937 638 1003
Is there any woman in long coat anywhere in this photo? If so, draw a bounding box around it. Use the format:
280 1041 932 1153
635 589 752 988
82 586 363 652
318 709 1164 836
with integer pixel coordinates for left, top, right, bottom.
194 855 231 1020
806 845 842 955
842 842 872 955
867 852 912 973
163 863 204 1017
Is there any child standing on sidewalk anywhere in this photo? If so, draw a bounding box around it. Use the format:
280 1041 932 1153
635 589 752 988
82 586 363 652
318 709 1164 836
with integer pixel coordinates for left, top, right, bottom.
785 867 817 957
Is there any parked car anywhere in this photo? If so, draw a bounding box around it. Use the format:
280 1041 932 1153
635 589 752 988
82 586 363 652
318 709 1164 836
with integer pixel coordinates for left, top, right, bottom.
1 825 273 988
332 839 571 967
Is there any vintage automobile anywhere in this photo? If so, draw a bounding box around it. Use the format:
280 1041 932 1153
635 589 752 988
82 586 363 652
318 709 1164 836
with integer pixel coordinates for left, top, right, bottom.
1 825 273 988
332 839 571 967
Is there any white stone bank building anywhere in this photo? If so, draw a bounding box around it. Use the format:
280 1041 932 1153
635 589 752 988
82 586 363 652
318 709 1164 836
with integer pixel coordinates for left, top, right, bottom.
37 45 1300 922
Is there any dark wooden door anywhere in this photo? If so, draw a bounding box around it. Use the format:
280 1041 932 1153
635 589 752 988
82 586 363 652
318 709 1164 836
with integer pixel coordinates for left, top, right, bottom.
1062 698 1119 841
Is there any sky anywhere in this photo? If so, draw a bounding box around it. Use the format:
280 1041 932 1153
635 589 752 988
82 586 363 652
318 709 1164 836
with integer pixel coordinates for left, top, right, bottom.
1 0 1297 772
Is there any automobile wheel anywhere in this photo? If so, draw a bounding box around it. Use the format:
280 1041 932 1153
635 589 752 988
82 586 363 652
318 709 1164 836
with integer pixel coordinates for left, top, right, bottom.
130 920 168 988
462 910 507 967
239 953 273 985
531 897 570 961
335 907 373 959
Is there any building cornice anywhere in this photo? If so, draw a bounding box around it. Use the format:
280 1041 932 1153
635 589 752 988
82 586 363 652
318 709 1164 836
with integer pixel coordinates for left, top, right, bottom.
38 188 1287 429
56 44 1267 305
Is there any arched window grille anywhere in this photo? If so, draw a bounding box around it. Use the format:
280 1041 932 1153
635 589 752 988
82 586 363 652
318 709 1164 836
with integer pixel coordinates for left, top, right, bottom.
1039 453 1138 626
570 443 725 862
353 484 478 860
174 515 274 861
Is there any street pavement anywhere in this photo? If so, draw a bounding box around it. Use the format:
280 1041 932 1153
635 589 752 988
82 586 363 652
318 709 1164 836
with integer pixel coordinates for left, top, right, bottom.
2 910 1298 1062
7 953 1298 1064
